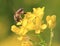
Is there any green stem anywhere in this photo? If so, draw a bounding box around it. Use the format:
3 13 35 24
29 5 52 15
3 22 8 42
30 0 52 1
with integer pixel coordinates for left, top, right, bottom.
49 29 54 46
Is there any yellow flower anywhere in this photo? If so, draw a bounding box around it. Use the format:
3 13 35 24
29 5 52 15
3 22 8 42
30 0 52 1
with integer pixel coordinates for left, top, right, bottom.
11 25 20 34
34 16 47 34
46 15 56 29
33 7 45 15
35 24 47 34
11 25 28 35
33 7 45 20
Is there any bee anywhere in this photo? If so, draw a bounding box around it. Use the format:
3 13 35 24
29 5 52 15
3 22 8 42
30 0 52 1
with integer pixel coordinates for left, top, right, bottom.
14 8 25 22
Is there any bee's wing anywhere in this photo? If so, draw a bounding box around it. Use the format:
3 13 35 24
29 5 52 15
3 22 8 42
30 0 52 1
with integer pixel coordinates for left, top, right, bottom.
16 8 24 14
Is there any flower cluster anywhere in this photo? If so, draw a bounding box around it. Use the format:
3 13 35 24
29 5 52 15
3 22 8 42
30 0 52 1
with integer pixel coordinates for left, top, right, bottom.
11 7 47 35
11 7 56 46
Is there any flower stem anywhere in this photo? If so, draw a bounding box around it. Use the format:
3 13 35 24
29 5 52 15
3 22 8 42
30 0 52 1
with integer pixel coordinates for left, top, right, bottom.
49 29 54 46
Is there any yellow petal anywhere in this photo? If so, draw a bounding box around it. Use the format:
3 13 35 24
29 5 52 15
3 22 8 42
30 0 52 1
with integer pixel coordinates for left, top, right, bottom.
11 25 20 34
46 15 51 22
33 8 36 13
51 15 56 22
16 21 22 25
41 24 47 29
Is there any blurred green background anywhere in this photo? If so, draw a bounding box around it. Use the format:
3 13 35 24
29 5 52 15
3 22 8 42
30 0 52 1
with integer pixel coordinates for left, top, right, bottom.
0 0 60 46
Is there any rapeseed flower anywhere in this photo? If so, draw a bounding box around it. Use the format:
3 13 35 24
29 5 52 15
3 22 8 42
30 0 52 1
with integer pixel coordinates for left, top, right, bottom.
46 15 56 29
